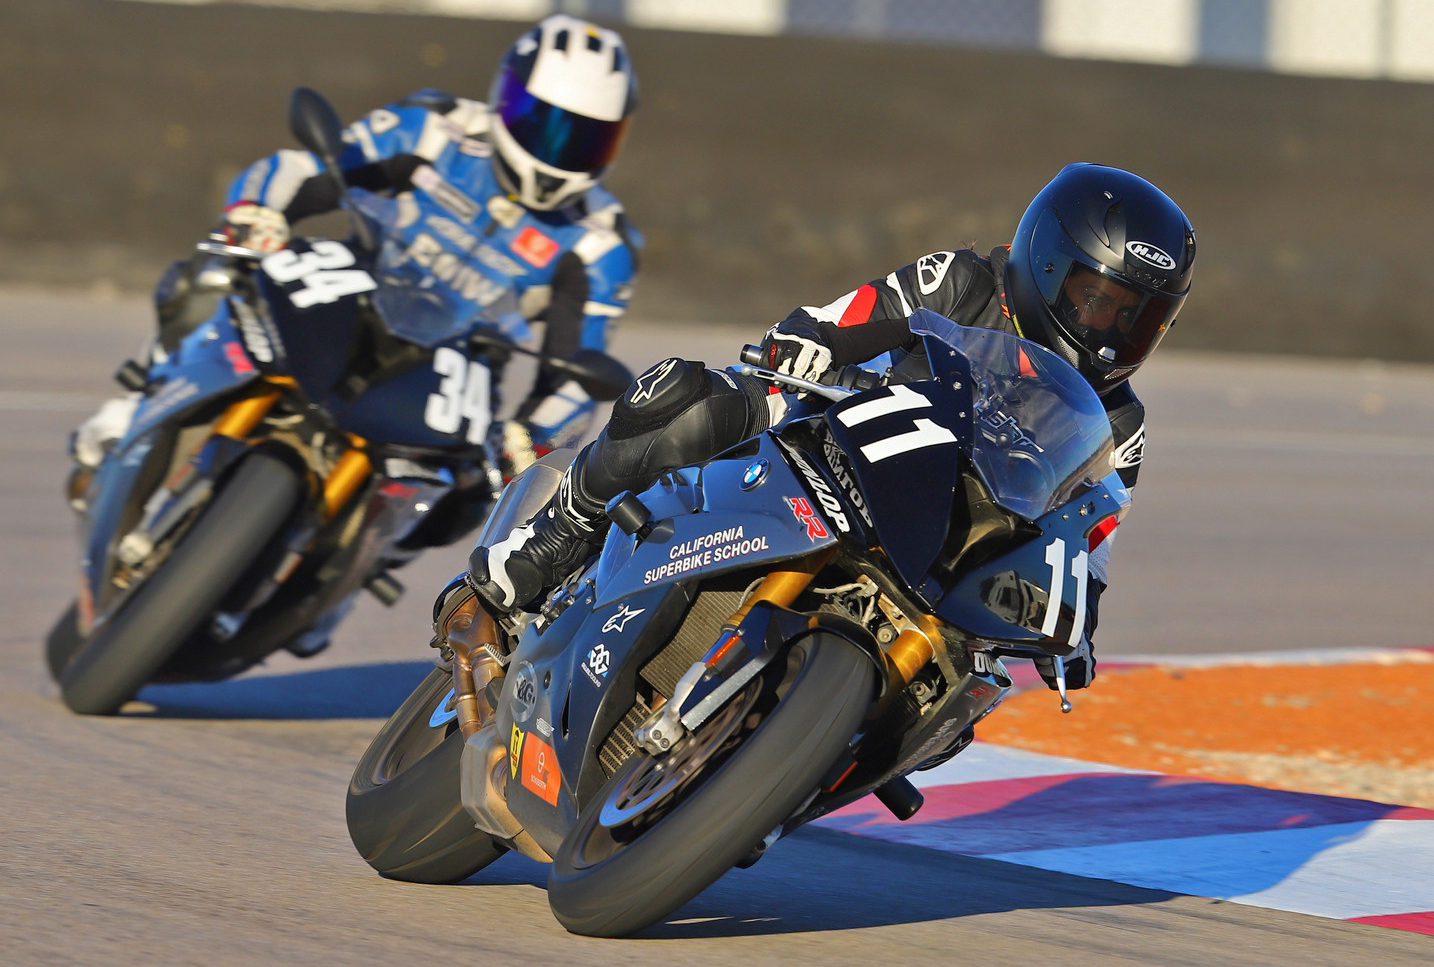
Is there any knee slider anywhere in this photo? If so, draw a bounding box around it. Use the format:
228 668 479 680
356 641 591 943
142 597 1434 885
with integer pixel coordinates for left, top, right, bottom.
610 358 711 438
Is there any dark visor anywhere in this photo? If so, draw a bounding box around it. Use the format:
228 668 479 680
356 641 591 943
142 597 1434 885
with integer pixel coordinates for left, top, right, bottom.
1029 210 1185 367
493 66 629 173
1052 265 1182 366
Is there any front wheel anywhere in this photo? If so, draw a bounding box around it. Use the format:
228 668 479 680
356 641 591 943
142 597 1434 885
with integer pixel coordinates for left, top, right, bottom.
58 451 303 715
547 633 876 938
45 601 84 683
346 666 507 884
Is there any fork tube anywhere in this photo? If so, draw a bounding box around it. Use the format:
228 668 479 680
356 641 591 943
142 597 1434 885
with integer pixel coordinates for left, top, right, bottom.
212 391 280 440
321 445 371 519
724 548 834 627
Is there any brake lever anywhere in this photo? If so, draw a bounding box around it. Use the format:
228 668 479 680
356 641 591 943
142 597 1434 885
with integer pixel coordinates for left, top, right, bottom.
729 363 856 402
195 235 265 261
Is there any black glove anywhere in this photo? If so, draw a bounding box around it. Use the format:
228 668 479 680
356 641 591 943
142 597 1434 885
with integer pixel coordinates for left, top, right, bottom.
759 318 834 383
1034 636 1096 691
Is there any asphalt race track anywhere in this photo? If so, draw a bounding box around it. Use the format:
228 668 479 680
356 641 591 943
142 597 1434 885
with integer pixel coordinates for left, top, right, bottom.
3 289 1433 964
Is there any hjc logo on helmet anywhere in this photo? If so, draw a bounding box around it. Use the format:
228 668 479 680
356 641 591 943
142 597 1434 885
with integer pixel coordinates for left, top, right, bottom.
1125 240 1177 271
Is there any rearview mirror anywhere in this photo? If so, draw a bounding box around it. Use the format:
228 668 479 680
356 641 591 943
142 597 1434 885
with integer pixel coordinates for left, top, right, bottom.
557 349 634 402
288 86 346 166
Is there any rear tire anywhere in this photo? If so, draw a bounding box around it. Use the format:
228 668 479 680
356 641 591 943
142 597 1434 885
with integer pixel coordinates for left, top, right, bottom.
547 634 875 937
57 451 303 715
346 666 507 884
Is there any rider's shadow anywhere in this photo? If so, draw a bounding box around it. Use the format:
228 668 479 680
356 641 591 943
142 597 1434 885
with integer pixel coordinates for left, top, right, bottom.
451 825 1182 936
129 660 434 719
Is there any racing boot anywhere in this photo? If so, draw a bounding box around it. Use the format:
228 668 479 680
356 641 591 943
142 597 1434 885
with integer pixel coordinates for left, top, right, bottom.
466 450 608 614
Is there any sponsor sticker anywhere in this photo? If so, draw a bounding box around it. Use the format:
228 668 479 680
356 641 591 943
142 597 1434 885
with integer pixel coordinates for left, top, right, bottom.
411 164 480 221
787 449 850 532
142 377 199 420
581 642 612 687
520 731 561 805
512 226 559 268
510 661 537 722
1114 423 1146 468
233 301 277 363
642 525 771 584
509 724 524 779
223 341 255 376
786 496 830 541
741 459 769 490
820 434 874 527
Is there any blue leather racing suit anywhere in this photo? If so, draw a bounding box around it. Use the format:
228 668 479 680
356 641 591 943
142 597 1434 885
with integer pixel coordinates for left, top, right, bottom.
226 88 641 450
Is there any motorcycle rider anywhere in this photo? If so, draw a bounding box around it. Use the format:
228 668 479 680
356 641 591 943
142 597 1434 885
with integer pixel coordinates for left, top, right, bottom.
69 13 641 508
467 162 1196 693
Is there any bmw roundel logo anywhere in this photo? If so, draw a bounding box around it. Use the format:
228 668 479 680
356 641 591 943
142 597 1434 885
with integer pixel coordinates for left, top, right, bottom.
741 459 769 490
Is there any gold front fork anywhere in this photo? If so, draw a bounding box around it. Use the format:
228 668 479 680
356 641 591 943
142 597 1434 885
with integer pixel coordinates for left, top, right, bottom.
211 379 370 521
727 548 834 625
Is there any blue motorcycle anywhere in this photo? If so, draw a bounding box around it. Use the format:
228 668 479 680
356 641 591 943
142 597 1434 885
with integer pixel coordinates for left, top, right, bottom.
346 309 1130 937
46 89 630 716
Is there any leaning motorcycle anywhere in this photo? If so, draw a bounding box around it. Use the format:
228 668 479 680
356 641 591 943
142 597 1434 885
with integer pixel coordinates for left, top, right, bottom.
46 88 631 715
346 309 1128 937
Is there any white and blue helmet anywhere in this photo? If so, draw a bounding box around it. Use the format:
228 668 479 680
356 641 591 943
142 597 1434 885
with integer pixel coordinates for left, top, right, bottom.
488 15 638 211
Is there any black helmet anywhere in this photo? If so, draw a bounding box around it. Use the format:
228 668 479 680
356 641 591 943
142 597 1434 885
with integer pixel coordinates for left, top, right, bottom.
1005 163 1195 392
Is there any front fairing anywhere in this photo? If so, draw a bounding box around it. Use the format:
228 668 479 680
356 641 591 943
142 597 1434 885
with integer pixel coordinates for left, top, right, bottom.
493 581 690 847
937 470 1130 653
128 303 263 441
823 310 1116 606
494 434 844 851
82 307 263 600
590 434 840 609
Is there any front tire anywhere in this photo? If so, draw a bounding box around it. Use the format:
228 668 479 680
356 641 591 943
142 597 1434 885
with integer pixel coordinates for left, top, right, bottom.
45 601 84 683
547 634 876 938
57 451 303 715
346 666 507 884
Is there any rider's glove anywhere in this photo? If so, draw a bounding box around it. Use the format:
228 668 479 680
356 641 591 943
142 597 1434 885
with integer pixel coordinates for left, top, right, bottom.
218 202 290 254
1034 636 1096 691
760 318 834 383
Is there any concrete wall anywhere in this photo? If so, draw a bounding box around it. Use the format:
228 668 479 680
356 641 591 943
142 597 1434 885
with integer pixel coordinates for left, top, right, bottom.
5 0 1434 361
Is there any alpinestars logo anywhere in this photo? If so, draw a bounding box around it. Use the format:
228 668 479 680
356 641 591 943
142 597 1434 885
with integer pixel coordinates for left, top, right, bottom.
628 358 681 404
916 251 956 295
1114 423 1146 468
601 604 645 634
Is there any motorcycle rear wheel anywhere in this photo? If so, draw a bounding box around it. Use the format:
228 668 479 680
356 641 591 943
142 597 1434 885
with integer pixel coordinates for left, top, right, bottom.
57 451 303 715
346 665 507 884
546 633 876 938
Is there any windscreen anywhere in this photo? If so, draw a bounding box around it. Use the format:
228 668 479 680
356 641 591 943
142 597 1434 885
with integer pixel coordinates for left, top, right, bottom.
352 190 531 348
909 309 1114 520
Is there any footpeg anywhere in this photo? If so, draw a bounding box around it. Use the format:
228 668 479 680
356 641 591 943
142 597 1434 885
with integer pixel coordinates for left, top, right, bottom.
874 776 924 821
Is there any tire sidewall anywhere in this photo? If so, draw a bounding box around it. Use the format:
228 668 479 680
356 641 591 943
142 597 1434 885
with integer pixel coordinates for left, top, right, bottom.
346 666 506 884
58 451 302 715
547 634 875 937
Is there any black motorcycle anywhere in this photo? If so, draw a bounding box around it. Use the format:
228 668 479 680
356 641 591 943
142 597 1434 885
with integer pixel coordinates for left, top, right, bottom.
46 88 631 715
346 310 1127 936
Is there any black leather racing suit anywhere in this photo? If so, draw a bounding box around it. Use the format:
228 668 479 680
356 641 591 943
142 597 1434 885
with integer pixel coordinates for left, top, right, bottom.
479 246 1145 665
